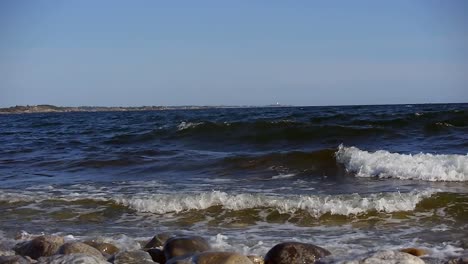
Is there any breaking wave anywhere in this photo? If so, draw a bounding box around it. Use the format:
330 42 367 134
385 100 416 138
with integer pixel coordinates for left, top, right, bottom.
0 188 436 218
336 145 468 181
115 189 435 217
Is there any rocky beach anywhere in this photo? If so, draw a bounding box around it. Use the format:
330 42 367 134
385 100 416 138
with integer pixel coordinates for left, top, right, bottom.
1 231 466 264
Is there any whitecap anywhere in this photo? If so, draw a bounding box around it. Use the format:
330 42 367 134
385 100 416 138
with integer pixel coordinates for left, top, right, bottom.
177 121 203 130
271 173 296 179
113 189 435 217
336 145 468 181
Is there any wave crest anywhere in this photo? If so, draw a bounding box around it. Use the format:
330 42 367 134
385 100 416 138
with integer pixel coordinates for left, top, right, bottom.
114 189 434 217
336 145 468 181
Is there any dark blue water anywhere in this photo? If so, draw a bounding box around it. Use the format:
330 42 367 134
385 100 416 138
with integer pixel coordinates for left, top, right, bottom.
0 104 467 259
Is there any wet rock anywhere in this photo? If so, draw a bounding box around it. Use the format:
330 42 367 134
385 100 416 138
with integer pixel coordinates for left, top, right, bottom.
340 250 425 264
84 241 120 255
165 254 194 264
37 253 110 264
145 233 173 249
147 248 166 263
113 250 154 264
193 251 254 264
0 255 31 264
247 255 264 264
400 248 428 257
13 236 64 260
264 242 331 264
58 242 105 259
163 236 210 260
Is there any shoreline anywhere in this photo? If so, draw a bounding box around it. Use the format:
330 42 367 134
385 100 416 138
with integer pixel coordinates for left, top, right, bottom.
1 231 463 264
1 103 465 114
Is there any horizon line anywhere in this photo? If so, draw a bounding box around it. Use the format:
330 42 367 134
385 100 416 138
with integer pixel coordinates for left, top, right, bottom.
1 101 467 109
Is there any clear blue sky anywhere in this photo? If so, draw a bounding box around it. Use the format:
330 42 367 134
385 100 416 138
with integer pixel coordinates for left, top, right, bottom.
1 0 467 107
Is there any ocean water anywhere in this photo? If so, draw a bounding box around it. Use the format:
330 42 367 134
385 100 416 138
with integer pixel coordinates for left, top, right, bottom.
0 104 467 260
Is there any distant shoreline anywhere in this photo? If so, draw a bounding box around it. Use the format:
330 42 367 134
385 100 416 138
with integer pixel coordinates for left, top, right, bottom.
0 104 289 114
0 103 465 114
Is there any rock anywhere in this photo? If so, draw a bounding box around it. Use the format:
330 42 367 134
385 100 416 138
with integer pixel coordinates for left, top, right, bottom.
163 236 210 260
339 250 425 264
165 255 194 264
400 248 428 257
58 242 105 259
145 233 173 249
113 250 154 264
84 241 120 255
0 255 31 264
247 255 264 264
13 236 64 260
37 253 110 264
165 252 259 264
193 252 254 264
264 242 331 264
147 248 166 263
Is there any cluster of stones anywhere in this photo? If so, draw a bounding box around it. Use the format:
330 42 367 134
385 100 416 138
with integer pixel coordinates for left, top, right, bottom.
0 233 465 264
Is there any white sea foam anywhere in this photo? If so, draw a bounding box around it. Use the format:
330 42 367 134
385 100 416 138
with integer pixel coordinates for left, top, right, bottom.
336 145 468 181
271 173 296 179
114 189 434 217
177 121 203 130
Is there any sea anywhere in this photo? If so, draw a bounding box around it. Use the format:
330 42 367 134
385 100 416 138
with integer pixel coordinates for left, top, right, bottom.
0 104 467 261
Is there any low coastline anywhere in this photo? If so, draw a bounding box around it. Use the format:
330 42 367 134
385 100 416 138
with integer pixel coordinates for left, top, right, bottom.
0 105 218 114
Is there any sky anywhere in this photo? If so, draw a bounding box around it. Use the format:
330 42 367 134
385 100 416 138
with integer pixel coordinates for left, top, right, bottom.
0 0 467 107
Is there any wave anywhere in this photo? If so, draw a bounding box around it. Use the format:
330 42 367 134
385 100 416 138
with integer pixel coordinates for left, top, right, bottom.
0 188 436 218
177 121 204 130
221 148 341 176
114 189 435 217
2 188 467 223
102 108 467 146
336 145 468 181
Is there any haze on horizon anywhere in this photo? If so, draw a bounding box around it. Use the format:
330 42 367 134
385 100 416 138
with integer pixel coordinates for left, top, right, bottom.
0 0 467 107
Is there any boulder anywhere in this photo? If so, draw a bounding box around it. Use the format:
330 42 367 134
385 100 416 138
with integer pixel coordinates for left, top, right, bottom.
166 255 194 264
145 233 173 249
0 255 31 264
58 242 105 259
165 252 259 264
147 248 166 263
113 250 154 264
163 236 210 260
13 236 64 260
37 253 110 264
84 241 120 255
400 248 427 257
264 242 331 264
339 250 425 264
193 252 254 264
